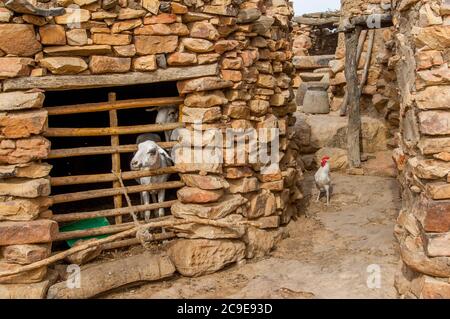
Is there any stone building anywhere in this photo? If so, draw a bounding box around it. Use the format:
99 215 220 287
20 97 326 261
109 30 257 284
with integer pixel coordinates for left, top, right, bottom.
0 0 302 298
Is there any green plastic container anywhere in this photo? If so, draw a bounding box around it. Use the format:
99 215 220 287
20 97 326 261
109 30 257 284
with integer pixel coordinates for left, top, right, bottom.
59 217 111 247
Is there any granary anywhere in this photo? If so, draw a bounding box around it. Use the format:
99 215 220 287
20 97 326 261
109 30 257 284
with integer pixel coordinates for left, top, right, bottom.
0 0 449 299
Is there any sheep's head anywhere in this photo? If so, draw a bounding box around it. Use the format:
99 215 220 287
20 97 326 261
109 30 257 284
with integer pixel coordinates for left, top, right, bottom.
155 106 178 124
131 141 161 170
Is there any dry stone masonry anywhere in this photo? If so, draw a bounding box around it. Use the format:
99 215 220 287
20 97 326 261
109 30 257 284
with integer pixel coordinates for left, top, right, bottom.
0 0 302 298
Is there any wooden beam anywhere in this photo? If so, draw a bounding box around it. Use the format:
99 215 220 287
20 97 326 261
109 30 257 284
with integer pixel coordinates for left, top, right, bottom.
2 64 219 92
51 201 177 222
46 96 184 116
44 122 183 137
293 16 340 26
108 92 122 225
339 14 393 32
47 142 176 159
50 167 179 186
345 26 363 168
50 181 185 204
101 233 176 250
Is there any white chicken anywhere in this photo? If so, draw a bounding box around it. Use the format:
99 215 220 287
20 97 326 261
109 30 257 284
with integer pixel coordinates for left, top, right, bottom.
314 156 331 205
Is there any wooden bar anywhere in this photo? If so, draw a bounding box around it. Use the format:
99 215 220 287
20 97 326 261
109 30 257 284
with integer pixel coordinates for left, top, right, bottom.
101 232 176 250
2 64 219 91
51 167 178 186
51 181 185 204
47 142 176 159
46 96 184 116
51 201 177 222
53 216 171 241
44 122 183 137
108 92 122 225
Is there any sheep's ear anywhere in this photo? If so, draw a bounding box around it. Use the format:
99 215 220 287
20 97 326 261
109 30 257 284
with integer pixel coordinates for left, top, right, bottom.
159 148 173 165
145 107 157 112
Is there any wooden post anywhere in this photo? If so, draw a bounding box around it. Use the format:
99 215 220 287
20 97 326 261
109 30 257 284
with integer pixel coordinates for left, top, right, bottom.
344 25 363 168
109 92 122 224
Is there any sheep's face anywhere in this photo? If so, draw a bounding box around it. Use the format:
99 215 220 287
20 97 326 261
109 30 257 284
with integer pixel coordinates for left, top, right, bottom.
131 141 160 170
156 106 178 124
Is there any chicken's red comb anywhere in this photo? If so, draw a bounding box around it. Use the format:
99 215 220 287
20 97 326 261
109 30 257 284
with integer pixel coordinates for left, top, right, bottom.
321 156 330 161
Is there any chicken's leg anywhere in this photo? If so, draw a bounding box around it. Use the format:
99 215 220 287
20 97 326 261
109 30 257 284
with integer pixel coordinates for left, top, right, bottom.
325 185 330 206
316 189 321 202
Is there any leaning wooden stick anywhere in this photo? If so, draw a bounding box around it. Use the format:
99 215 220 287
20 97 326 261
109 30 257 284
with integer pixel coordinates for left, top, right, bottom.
358 30 375 96
0 217 259 278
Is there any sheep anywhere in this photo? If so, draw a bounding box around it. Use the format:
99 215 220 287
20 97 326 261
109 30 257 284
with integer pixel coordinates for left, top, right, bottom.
147 105 179 141
130 140 173 223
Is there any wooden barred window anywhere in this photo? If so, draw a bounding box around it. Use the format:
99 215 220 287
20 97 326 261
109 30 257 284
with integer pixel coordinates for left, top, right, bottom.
43 83 183 249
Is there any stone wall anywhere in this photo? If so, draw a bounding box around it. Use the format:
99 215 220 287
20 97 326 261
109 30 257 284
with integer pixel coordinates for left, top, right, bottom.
0 0 301 297
392 0 450 299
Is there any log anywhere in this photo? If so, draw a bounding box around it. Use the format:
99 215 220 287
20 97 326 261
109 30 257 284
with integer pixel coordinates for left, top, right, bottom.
46 96 184 116
54 222 135 241
51 202 177 222
51 167 179 186
47 142 176 159
46 253 176 299
340 30 368 116
109 93 122 224
101 232 176 250
293 16 340 26
50 181 184 204
345 26 363 168
2 64 219 91
44 122 183 137
358 30 375 95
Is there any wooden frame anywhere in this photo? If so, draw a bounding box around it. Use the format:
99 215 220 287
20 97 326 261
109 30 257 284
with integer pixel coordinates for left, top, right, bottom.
46 92 184 245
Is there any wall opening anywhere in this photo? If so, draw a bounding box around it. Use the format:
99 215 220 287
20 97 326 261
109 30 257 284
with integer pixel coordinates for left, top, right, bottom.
44 82 183 252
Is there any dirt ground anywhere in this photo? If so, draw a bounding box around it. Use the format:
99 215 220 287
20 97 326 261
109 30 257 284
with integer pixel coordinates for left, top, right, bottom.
105 173 401 299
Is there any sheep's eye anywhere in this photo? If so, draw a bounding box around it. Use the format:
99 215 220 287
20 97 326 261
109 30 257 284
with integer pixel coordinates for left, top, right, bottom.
149 150 156 156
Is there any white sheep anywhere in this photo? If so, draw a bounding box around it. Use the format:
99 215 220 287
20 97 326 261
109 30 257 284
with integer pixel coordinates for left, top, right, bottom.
130 140 172 222
147 105 179 142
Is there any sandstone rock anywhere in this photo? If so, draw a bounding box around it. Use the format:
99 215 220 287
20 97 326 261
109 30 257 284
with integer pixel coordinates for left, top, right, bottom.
293 55 335 69
409 157 450 179
184 91 228 108
40 57 88 75
167 52 197 66
44 45 112 56
183 38 214 53
66 29 88 46
177 187 223 203
118 8 146 20
171 214 246 240
54 8 90 24
135 35 178 55
0 137 50 165
0 8 12 23
171 2 187 14
426 182 450 200
257 74 276 89
0 92 44 112
0 57 34 78
0 220 58 246
420 276 450 299
314 147 348 171
142 0 160 14
253 16 274 35
198 53 220 64
111 19 143 33
0 197 47 221
0 178 50 198
167 239 245 277
113 45 136 57
132 55 157 71
415 86 450 110
249 100 269 115
182 106 221 123
89 56 131 74
0 262 47 284
0 24 41 56
144 13 177 24
39 25 66 45
0 244 51 265
414 26 450 51
93 33 132 45
418 137 450 155
181 174 229 190
424 232 450 257
214 39 239 54
134 23 189 36
244 227 284 259
0 110 47 139
190 21 220 41
177 76 233 94
171 194 247 220
237 8 261 23
419 111 450 135
65 239 102 265
0 270 58 299
0 163 51 179
228 177 259 194
245 191 276 219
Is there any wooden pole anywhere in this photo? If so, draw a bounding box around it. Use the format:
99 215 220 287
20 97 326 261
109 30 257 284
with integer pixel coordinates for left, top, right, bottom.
101 233 176 250
50 167 178 186
51 201 177 222
108 92 122 224
50 181 185 204
340 29 368 116
345 25 363 168
47 142 176 159
44 122 183 137
359 30 375 96
46 96 184 116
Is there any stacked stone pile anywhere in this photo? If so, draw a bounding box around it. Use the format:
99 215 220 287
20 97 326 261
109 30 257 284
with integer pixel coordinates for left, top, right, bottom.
0 0 303 296
391 0 450 299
